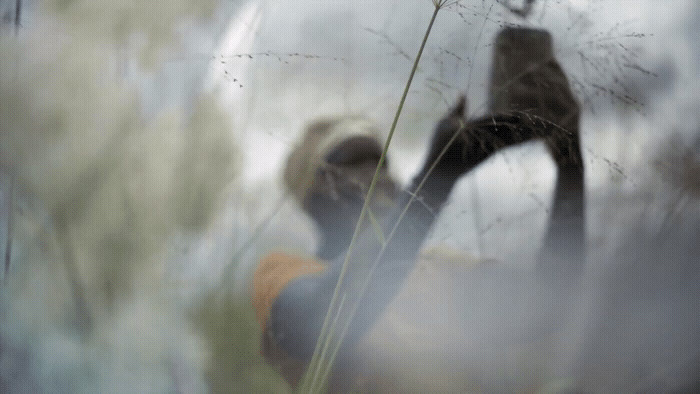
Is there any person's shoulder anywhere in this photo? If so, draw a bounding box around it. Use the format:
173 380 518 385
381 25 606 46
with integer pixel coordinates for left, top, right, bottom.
252 252 327 330
255 252 326 282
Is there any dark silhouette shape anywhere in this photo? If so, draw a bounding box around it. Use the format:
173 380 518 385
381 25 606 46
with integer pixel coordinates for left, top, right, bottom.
255 26 587 391
489 27 586 286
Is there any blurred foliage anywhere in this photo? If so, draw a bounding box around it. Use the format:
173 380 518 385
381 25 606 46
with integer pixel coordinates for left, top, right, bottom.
190 280 290 393
0 1 245 391
42 0 218 67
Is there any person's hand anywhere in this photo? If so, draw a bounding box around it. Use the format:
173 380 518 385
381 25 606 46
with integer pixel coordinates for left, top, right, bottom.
421 95 469 179
419 96 549 186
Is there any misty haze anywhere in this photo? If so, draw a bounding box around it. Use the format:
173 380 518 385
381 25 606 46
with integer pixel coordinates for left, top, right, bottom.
1 0 698 392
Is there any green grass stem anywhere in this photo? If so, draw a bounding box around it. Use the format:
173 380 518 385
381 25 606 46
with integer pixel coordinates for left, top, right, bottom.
298 2 448 392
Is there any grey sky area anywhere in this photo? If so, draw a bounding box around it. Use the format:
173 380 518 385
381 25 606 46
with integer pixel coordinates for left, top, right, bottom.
195 0 699 264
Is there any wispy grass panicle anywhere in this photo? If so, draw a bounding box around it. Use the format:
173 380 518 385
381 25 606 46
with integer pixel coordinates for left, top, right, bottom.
433 0 460 9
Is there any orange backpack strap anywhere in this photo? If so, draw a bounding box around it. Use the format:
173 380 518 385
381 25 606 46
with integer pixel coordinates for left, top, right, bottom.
252 252 327 332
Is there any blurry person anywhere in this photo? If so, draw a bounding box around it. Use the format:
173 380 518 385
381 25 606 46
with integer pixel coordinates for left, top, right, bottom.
252 100 571 389
252 27 585 392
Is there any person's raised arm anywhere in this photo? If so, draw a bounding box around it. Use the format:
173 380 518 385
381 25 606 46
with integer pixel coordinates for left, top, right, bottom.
269 97 553 359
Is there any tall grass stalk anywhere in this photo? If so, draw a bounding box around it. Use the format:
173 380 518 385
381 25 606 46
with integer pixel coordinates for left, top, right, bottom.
223 194 289 280
298 1 451 392
311 116 468 393
465 3 492 258
3 0 21 285
14 0 21 35
3 176 13 284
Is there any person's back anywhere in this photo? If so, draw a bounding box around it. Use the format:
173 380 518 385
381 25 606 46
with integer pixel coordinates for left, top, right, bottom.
251 26 586 391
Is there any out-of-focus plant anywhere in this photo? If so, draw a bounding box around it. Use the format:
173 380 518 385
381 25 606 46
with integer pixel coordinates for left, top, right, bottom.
43 0 218 67
0 1 255 391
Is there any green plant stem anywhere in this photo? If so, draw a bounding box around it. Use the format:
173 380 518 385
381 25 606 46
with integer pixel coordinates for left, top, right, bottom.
223 194 289 281
14 0 21 35
299 3 444 393
325 118 467 380
3 176 13 284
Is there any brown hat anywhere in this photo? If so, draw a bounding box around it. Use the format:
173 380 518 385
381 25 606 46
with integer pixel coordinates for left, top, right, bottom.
284 116 383 203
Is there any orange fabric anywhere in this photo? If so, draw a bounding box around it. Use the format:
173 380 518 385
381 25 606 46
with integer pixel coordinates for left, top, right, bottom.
250 248 492 390
252 252 326 331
